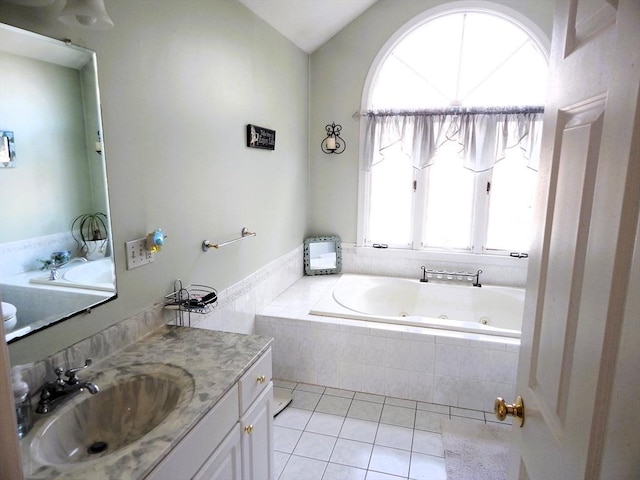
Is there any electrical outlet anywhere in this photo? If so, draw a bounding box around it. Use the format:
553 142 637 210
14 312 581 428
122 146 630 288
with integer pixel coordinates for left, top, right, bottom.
125 238 154 270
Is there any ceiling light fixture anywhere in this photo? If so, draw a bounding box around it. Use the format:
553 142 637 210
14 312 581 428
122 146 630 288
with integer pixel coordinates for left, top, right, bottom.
58 0 114 30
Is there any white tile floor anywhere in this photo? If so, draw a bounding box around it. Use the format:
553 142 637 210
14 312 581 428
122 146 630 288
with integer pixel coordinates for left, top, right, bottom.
273 380 507 480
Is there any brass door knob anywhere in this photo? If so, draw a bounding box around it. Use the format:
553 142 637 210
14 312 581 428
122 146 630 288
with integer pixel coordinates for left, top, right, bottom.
494 395 525 427
244 424 254 434
256 375 266 384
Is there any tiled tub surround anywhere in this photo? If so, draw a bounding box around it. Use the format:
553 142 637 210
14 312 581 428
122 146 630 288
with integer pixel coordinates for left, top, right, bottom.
185 243 526 338
19 323 272 479
256 275 519 412
188 245 303 335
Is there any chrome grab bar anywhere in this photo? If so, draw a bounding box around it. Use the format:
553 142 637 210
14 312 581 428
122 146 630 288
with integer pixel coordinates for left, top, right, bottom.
419 266 483 287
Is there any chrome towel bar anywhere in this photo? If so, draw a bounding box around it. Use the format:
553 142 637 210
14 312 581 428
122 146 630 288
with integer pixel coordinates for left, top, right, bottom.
202 227 256 251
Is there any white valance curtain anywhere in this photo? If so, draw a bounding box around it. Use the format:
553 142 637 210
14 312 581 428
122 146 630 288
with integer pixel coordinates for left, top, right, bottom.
361 107 544 172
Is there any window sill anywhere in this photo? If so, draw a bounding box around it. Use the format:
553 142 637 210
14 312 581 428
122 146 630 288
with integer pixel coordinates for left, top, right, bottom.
345 243 529 269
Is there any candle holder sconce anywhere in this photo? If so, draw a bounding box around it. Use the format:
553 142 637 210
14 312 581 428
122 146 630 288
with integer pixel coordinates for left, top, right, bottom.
321 122 346 154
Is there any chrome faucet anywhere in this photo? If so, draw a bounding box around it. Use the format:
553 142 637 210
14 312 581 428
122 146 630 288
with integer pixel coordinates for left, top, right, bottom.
420 265 428 283
36 359 99 414
47 257 88 280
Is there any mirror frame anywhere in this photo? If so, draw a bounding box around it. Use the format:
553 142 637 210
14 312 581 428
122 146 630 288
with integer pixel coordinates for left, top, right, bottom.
304 235 342 275
0 23 117 344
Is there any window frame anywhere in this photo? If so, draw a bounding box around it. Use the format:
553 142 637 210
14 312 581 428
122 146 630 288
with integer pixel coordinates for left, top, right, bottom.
357 3 550 257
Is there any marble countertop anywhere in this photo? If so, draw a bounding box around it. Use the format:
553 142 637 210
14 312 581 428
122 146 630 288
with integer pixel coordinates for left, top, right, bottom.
20 325 273 479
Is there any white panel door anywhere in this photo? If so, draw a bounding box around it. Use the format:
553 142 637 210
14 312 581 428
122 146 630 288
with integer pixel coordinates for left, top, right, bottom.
505 0 640 478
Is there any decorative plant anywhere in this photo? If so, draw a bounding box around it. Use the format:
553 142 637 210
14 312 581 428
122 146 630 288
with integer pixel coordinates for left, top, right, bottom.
71 212 109 256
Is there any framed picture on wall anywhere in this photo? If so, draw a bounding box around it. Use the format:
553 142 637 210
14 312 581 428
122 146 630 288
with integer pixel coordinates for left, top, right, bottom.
246 124 276 150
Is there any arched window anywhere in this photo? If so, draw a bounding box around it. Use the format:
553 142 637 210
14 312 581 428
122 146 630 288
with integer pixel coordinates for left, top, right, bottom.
360 8 549 254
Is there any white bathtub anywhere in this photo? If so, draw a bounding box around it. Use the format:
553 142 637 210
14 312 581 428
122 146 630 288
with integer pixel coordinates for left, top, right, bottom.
310 274 524 338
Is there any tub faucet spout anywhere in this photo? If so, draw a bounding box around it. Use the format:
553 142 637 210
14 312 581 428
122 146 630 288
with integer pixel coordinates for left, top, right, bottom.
472 269 483 287
420 265 428 283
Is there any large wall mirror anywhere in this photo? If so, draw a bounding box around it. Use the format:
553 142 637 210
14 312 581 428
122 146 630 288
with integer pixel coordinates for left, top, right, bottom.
0 24 116 344
304 236 342 275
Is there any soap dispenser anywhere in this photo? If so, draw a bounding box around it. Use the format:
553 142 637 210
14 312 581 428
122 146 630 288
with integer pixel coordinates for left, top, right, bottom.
11 365 32 438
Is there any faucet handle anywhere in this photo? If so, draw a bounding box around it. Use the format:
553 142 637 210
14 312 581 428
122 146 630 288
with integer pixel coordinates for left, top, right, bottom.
65 359 92 384
48 265 60 280
54 367 66 386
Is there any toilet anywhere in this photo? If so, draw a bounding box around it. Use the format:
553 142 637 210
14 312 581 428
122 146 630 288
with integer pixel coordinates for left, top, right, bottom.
2 301 17 331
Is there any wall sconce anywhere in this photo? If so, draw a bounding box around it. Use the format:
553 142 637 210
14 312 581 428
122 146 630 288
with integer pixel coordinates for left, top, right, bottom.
321 122 346 154
58 0 114 30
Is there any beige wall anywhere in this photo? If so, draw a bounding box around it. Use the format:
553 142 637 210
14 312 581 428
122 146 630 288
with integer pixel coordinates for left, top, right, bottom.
0 52 91 243
2 0 309 364
308 0 556 241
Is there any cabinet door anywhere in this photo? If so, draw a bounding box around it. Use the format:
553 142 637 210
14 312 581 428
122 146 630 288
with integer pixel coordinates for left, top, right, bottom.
194 425 242 480
241 384 274 480
145 385 239 480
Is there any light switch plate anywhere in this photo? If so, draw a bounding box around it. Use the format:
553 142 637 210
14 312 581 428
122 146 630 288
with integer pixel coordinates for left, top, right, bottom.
125 238 154 269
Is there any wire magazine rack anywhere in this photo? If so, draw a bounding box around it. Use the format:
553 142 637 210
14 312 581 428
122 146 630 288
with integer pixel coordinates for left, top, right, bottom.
164 279 218 327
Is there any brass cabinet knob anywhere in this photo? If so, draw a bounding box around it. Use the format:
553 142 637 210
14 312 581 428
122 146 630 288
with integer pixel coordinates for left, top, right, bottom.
244 424 254 434
256 375 266 384
494 395 525 427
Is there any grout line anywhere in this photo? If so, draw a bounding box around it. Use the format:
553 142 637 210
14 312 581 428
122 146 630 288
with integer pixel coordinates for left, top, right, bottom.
277 381 500 479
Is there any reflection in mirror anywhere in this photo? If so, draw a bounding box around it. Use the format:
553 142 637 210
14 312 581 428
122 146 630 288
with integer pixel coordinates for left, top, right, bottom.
304 236 342 275
310 242 337 269
0 24 116 343
0 130 16 167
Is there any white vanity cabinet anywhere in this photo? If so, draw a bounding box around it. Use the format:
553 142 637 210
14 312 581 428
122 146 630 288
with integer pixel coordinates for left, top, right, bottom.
147 348 273 480
239 351 274 480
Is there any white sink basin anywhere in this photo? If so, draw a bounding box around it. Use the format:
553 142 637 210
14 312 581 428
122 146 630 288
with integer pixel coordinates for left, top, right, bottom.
62 259 114 284
29 364 194 465
29 258 115 292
